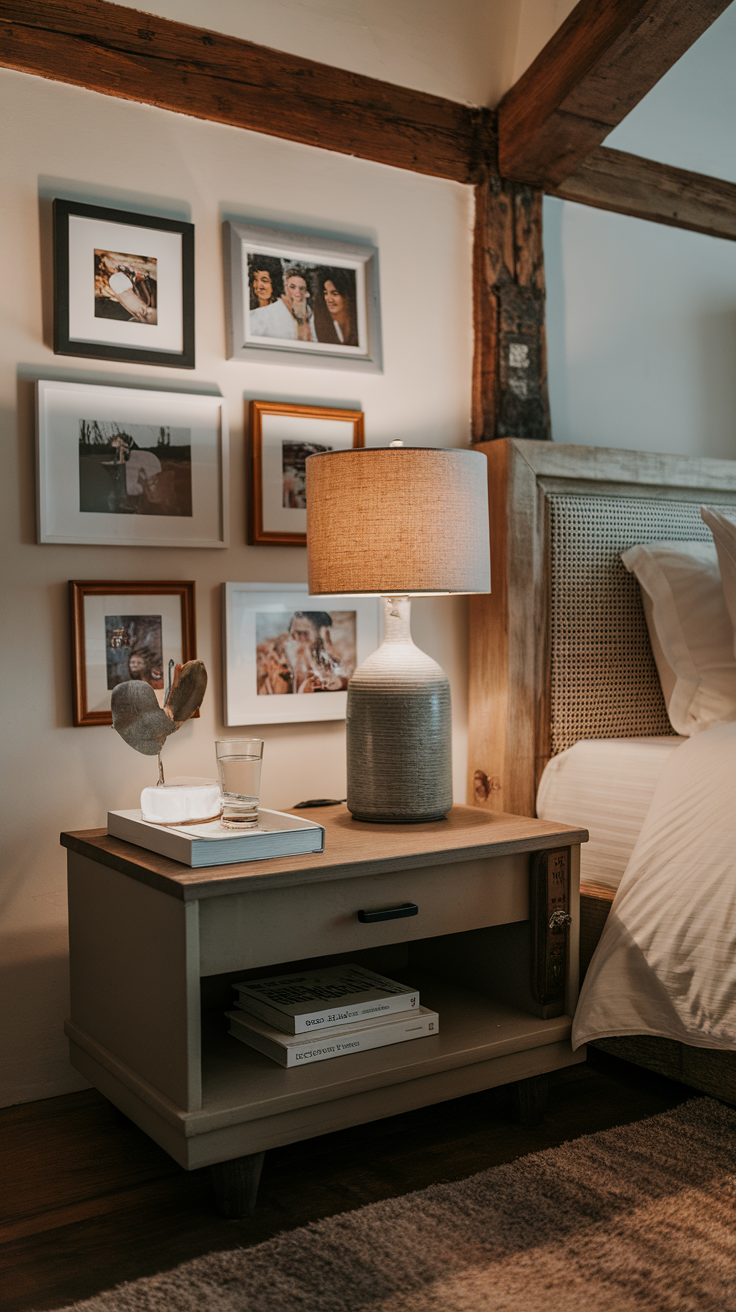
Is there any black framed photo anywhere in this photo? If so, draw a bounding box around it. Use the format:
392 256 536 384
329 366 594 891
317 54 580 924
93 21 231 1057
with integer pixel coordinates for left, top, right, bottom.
53 200 195 368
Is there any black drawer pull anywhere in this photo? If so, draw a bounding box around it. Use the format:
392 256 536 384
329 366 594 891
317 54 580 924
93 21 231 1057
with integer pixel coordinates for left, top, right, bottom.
357 903 418 923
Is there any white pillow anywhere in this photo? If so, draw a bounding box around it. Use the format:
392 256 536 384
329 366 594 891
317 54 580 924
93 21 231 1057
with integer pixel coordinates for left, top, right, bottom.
701 506 736 657
621 540 736 736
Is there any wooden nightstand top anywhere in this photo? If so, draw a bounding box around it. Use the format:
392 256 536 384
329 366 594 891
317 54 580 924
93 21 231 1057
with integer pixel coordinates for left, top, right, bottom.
61 804 587 901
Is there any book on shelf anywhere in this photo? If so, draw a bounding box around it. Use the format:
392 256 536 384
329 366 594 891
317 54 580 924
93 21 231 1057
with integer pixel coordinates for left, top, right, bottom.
232 964 420 1035
226 1004 439 1068
106 808 325 868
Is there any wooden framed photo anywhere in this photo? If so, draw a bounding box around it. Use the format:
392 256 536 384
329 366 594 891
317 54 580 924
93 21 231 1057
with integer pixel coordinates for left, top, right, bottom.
223 582 380 727
250 400 364 546
36 379 228 548
53 199 195 368
224 221 382 372
70 580 197 727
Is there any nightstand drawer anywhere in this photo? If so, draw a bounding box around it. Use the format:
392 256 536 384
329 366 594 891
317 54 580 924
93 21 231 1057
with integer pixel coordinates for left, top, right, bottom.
198 852 529 975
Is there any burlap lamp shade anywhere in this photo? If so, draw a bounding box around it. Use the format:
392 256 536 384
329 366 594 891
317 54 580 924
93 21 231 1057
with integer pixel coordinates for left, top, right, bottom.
307 447 490 596
306 445 490 822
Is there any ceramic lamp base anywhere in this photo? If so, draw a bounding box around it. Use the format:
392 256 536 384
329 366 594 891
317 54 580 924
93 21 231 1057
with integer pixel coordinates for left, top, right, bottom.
346 597 452 823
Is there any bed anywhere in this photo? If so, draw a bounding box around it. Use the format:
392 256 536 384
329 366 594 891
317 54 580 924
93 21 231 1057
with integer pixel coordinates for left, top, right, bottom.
468 438 736 1101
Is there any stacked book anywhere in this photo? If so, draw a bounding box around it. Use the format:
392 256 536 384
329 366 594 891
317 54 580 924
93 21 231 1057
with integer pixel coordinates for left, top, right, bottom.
226 964 439 1068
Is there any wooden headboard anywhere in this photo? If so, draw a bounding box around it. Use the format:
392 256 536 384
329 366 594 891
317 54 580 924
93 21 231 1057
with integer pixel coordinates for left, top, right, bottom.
468 439 736 818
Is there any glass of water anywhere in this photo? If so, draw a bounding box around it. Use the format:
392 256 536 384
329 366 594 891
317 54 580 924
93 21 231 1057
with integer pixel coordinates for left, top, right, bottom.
215 739 264 829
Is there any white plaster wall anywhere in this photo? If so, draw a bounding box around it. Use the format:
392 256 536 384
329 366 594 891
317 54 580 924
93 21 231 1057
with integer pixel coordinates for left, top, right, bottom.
544 199 736 458
510 0 579 84
0 67 474 1106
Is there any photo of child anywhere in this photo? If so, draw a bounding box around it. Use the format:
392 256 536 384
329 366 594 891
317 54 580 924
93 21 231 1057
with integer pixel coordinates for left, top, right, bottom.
105 615 164 690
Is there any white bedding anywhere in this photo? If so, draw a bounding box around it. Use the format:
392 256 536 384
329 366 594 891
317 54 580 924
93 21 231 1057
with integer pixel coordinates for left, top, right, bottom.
572 719 736 1052
536 736 684 890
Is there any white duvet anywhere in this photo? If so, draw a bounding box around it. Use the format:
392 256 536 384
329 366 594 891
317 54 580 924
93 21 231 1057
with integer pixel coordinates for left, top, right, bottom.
573 719 736 1052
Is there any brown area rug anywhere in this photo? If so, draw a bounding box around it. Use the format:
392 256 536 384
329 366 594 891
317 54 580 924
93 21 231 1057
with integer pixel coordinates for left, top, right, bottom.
51 1098 736 1312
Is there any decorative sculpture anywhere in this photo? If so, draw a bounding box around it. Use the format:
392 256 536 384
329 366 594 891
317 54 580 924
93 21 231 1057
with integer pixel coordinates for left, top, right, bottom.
111 659 208 784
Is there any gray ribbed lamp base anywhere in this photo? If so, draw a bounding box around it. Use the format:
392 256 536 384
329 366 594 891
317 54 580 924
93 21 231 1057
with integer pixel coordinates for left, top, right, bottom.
346 597 452 823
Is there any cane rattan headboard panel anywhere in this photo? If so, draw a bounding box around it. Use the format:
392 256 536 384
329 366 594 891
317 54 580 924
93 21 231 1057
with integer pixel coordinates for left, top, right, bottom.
547 494 718 755
468 440 736 817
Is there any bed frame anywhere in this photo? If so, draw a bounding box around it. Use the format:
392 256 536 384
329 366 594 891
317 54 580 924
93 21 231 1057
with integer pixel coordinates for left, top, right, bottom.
468 438 736 1101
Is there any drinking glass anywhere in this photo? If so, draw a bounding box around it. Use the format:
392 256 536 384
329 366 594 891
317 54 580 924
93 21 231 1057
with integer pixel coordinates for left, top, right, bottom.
215 739 264 829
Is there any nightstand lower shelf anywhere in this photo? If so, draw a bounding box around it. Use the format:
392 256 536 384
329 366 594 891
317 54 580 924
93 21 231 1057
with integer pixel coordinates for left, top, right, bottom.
66 974 584 1170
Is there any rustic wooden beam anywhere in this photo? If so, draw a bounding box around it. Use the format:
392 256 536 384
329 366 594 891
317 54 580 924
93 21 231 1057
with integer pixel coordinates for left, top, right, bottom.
472 178 551 444
548 146 736 243
0 0 496 183
497 0 731 189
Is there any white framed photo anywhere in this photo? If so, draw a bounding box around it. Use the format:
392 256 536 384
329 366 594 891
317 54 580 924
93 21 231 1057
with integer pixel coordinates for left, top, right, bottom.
250 399 364 545
53 200 194 369
223 583 381 726
224 221 382 372
36 380 228 547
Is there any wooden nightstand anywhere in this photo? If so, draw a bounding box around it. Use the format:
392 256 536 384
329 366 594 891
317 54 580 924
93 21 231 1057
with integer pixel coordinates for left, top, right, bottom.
61 805 587 1215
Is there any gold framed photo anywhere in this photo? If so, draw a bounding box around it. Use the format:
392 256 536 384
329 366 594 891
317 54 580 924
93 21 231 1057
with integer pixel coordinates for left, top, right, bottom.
250 399 364 546
70 579 197 727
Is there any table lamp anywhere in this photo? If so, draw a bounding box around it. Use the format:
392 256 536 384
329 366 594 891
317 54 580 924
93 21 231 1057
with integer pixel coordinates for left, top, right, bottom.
306 443 490 823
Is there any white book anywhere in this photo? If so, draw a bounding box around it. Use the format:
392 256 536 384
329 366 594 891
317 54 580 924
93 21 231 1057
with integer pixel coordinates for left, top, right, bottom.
226 1004 439 1068
232 964 420 1034
106 808 325 868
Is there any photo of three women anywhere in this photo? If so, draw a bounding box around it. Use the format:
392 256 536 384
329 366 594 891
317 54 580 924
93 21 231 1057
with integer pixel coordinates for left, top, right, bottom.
247 256 359 347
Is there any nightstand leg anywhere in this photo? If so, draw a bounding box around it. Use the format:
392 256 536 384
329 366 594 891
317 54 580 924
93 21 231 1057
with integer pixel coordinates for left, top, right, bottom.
210 1151 266 1218
510 1073 549 1124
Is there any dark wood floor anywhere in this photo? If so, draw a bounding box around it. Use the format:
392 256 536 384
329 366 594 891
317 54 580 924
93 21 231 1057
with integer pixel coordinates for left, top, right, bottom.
1 1050 692 1312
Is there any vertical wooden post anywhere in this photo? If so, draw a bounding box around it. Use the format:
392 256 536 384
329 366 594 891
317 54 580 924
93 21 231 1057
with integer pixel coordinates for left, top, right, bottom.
472 177 551 443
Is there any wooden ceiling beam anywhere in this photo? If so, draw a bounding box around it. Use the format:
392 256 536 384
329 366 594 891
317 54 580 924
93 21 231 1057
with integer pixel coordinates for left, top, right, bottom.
3 0 734 251
548 147 736 242
0 0 496 183
497 0 731 188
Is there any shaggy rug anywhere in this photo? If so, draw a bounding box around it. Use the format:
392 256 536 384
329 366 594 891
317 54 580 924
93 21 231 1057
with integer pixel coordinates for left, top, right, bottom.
51 1098 736 1312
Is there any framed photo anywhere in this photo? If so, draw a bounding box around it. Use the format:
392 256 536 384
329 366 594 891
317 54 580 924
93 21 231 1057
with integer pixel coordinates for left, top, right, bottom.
36 379 228 548
250 400 364 546
224 221 382 372
223 583 380 726
53 200 195 368
70 580 196 727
